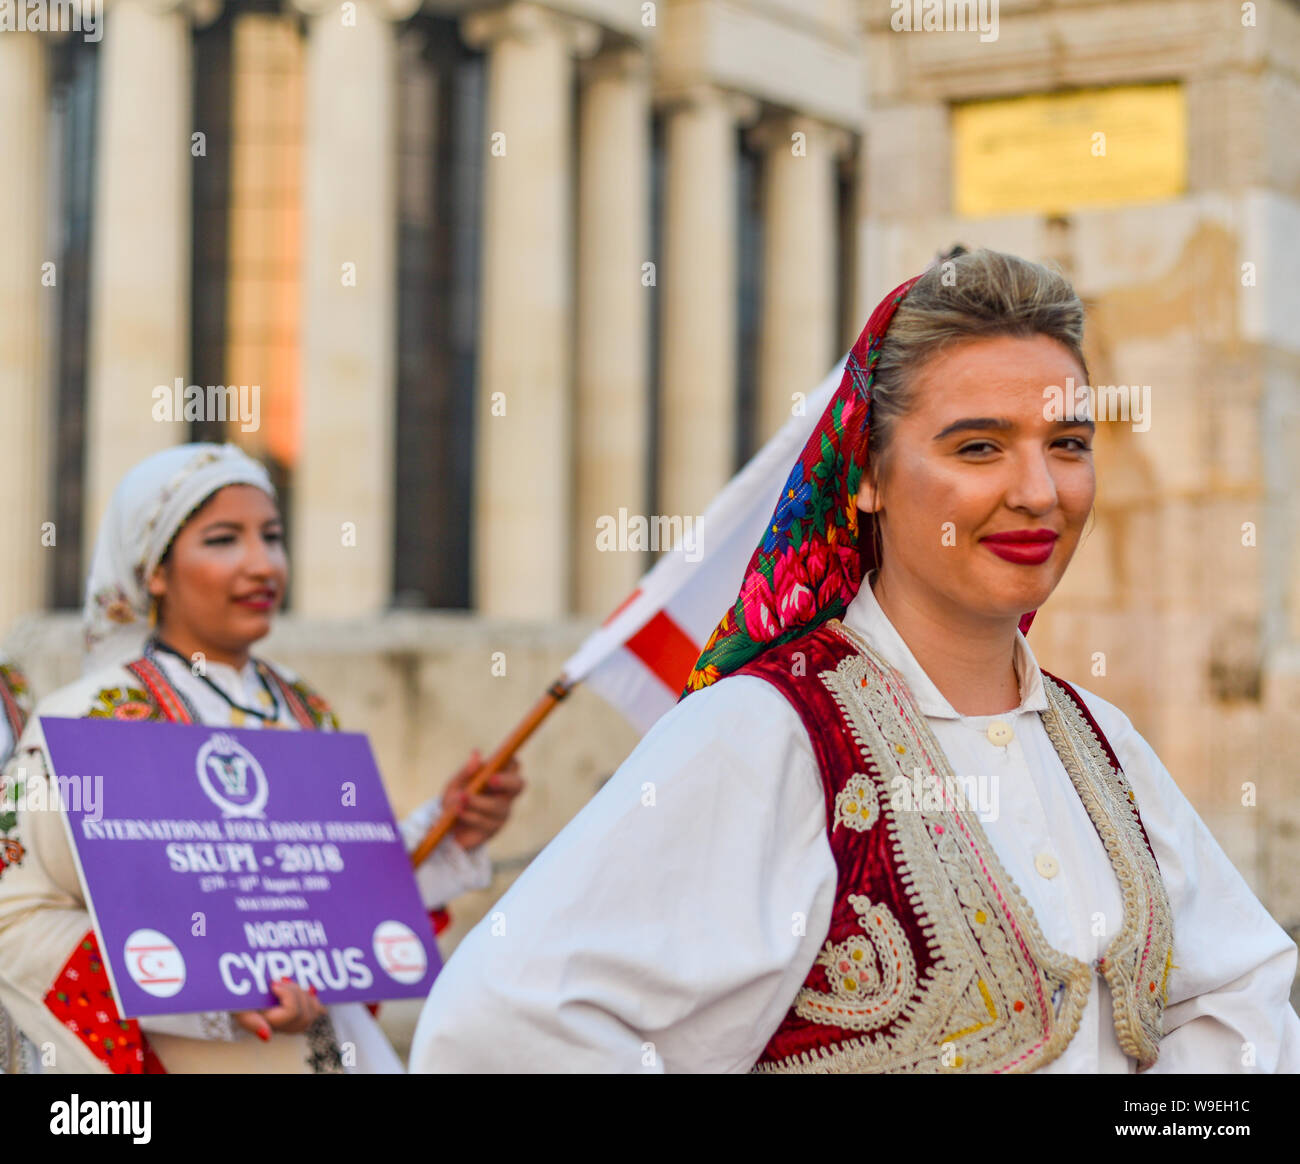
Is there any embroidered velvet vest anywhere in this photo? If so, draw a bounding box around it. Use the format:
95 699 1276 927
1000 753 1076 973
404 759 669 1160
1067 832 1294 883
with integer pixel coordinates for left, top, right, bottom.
735 620 1174 1074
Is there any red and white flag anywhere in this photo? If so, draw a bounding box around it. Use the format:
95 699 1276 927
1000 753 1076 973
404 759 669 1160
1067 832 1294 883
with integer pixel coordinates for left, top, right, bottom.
561 356 848 734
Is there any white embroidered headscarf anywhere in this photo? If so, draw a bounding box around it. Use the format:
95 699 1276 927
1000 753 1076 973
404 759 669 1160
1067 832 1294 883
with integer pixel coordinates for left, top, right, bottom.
82 443 277 674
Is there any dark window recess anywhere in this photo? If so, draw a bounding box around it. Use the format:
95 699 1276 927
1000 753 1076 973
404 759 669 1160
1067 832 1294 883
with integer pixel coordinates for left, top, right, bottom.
190 8 233 450
47 36 98 609
646 112 664 518
836 146 856 356
190 4 297 604
735 129 763 468
391 16 484 609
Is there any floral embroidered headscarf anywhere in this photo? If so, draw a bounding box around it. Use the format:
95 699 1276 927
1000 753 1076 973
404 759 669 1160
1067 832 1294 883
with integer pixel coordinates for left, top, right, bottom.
682 271 1036 696
82 443 276 674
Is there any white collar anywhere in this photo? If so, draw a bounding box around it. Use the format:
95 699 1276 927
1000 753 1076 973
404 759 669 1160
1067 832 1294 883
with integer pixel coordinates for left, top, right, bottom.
839 575 1048 721
150 645 261 701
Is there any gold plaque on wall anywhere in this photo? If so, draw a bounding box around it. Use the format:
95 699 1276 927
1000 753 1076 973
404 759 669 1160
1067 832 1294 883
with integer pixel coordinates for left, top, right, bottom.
952 83 1186 218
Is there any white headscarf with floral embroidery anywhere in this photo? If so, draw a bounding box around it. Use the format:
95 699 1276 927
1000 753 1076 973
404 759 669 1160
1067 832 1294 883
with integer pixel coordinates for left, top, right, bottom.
82 443 277 674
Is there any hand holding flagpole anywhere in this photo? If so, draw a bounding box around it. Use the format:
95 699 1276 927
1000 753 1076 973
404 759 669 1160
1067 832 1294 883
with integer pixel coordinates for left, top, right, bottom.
409 679 572 868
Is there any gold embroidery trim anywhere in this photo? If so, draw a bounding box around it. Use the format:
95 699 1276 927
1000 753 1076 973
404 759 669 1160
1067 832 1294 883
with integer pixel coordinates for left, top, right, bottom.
1039 677 1173 1068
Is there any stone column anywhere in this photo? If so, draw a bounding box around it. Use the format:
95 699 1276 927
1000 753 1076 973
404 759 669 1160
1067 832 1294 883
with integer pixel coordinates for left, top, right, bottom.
463 2 599 617
84 0 193 550
657 83 756 521
292 0 417 616
0 31 50 626
752 114 847 443
574 45 651 616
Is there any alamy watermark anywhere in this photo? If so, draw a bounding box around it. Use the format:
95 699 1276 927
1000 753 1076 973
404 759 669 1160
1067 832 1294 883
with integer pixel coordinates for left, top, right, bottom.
0 0 102 41
893 767 1000 823
595 508 703 563
3 768 102 824
153 379 261 433
890 0 998 43
1044 377 1151 433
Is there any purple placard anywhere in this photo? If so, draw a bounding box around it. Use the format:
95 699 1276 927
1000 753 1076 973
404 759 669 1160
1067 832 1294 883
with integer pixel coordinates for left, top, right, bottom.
42 717 441 1018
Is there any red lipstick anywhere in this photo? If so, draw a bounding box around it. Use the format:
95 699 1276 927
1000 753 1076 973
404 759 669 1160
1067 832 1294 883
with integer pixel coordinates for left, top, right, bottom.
979 528 1059 566
233 589 277 611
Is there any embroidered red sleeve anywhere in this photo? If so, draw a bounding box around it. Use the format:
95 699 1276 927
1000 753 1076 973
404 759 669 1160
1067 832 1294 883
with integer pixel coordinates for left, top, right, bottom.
44 931 166 1074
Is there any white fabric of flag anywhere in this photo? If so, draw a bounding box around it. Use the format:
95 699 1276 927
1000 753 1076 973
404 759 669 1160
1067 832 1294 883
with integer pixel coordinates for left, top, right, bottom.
561 356 849 734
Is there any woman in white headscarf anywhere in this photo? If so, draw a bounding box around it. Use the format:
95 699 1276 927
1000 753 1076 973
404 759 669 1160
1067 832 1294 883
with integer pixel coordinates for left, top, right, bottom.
0 443 522 1074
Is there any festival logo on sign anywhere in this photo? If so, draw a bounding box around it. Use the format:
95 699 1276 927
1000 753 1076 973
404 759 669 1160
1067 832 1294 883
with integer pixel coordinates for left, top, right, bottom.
196 732 268 819
372 920 427 985
123 928 186 998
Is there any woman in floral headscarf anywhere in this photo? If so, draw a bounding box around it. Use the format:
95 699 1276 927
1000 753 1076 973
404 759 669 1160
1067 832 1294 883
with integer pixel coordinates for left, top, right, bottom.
0 443 522 1074
411 248 1300 1074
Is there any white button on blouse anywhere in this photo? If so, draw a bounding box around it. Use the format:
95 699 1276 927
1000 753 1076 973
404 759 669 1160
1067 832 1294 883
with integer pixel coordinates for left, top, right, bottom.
986 720 1014 746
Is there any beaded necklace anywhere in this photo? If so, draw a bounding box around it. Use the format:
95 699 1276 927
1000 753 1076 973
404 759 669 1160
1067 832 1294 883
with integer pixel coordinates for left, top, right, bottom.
146 638 283 727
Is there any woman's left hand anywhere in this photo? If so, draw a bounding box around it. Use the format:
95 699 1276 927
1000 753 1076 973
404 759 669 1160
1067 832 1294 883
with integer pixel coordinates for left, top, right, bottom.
441 749 525 851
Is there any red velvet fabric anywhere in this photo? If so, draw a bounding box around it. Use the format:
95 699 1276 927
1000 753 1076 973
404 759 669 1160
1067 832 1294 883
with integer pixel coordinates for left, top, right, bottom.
735 625 941 1068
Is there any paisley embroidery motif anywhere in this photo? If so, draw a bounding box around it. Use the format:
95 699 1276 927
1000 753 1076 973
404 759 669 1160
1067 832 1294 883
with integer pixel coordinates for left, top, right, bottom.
795 895 915 1031
833 773 879 833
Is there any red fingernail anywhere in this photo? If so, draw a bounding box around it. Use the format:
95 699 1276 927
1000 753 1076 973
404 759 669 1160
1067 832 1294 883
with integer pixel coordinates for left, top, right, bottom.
257 1027 271 1042
309 986 318 997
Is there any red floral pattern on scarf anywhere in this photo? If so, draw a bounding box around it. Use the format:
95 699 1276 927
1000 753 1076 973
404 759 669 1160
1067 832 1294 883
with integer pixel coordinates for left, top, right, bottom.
682 276 923 694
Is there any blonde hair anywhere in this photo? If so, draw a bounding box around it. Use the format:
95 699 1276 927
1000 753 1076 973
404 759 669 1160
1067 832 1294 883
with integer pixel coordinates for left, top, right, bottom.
865 247 1089 478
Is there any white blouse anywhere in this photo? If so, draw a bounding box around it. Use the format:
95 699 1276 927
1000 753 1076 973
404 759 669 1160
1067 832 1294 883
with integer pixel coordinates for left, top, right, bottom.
410 582 1300 1073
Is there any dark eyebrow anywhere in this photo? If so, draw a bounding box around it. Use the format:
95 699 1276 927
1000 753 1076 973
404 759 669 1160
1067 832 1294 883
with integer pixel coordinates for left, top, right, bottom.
198 518 282 534
932 416 1097 441
1055 417 1096 434
932 417 1014 441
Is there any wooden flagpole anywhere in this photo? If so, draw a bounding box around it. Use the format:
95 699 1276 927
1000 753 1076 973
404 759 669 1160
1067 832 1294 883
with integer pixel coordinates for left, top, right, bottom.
409 677 573 869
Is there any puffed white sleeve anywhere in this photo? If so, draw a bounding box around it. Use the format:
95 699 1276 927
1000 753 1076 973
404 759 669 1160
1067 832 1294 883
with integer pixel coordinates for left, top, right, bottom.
1080 688 1300 1073
398 796 493 909
408 675 837 1074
